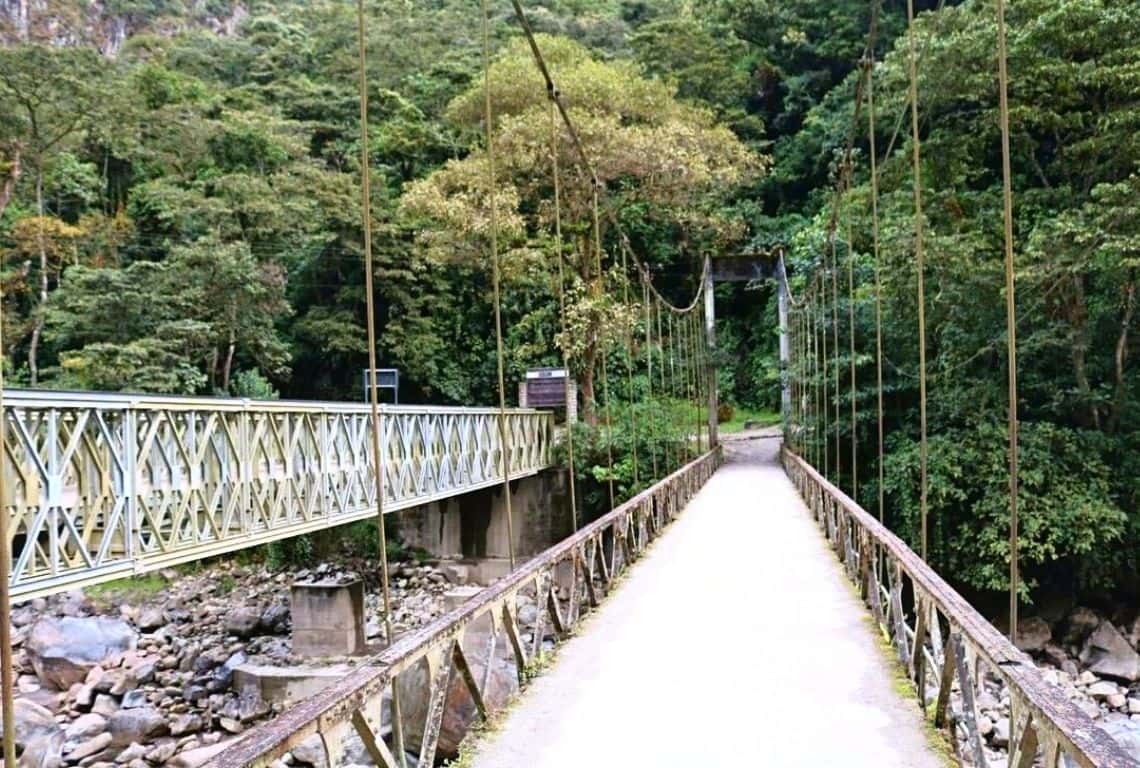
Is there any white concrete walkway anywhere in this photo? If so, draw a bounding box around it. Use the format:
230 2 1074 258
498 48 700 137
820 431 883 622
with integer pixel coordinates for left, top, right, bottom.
468 433 944 768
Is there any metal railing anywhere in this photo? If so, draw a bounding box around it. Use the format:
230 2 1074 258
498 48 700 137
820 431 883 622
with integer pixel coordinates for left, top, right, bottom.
203 447 721 768
782 448 1138 768
1 389 553 599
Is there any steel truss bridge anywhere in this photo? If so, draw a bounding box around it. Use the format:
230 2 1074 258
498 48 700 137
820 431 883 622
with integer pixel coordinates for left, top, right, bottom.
1 389 553 600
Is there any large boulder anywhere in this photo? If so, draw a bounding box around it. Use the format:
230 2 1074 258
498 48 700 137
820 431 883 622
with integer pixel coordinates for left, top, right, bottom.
1080 621 1140 682
108 706 169 746
1014 616 1052 653
397 626 519 761
26 617 137 689
1 698 64 767
1061 606 1101 648
224 606 263 638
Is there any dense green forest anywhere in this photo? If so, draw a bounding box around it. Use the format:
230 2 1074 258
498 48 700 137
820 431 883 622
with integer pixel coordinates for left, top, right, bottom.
1 0 1138 609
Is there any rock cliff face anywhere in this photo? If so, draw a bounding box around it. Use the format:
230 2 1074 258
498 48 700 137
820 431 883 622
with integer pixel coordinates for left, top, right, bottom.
0 0 248 55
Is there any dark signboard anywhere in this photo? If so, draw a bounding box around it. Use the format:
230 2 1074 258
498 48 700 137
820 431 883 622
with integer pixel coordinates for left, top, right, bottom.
362 368 400 403
525 368 568 408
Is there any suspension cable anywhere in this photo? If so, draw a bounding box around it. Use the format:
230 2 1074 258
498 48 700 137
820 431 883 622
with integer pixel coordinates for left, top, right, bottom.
820 264 830 479
831 221 841 484
549 100 579 532
592 186 616 507
906 0 930 562
481 0 517 571
867 52 886 524
655 298 671 472
620 248 640 488
995 0 1021 641
846 184 858 502
644 278 659 481
355 2 405 763
0 214 13 768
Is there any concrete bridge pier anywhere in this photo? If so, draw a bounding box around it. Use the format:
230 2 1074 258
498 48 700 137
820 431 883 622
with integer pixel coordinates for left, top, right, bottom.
391 469 573 583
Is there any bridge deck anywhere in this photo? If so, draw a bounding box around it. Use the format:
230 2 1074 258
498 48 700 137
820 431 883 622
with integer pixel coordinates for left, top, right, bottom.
468 433 944 767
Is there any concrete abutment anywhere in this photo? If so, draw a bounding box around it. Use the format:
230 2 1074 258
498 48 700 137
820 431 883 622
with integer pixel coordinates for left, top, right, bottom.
391 468 572 581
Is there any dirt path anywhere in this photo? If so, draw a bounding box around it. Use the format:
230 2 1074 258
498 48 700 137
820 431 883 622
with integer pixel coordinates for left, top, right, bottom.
466 432 945 767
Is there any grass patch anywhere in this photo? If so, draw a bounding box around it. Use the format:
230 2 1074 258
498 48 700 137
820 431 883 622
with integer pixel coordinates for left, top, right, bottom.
87 573 168 606
876 627 959 768
718 406 781 434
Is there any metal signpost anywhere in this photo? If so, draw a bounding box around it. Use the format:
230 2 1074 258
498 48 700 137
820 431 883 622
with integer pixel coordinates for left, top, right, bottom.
362 368 400 404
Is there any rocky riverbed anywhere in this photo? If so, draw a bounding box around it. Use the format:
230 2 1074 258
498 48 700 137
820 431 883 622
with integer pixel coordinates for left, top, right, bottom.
11 553 1140 768
948 607 1140 765
5 558 460 768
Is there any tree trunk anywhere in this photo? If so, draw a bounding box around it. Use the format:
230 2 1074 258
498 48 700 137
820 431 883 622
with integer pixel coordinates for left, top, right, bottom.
1110 274 1136 433
222 331 236 393
28 171 46 387
208 347 219 390
0 147 19 220
581 341 597 426
1067 275 1100 430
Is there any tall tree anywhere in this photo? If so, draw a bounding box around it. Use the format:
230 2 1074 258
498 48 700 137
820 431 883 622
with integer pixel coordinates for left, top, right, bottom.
0 44 109 384
401 36 764 421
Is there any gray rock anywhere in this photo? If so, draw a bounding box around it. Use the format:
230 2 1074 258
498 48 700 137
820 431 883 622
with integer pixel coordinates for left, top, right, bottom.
92 693 119 717
132 661 157 684
291 734 329 768
219 717 244 735
170 713 205 736
260 604 290 634
64 712 107 740
1042 642 1070 669
22 730 65 768
992 716 1010 748
144 740 178 763
26 617 137 689
121 689 148 709
1088 680 1120 698
517 603 539 627
108 707 169 746
116 742 148 763
136 607 167 632
66 731 113 761
3 698 63 767
168 739 235 768
1062 606 1102 647
1081 622 1140 682
225 607 262 638
75 683 96 708
207 651 246 693
1014 616 1052 653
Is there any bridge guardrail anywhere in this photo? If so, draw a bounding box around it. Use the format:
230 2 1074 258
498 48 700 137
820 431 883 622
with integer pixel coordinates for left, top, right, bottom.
0 389 554 599
782 447 1138 768
202 447 721 768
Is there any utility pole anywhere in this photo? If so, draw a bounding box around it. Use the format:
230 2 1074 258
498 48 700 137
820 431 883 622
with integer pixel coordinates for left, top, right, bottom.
777 250 791 423
704 255 719 447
